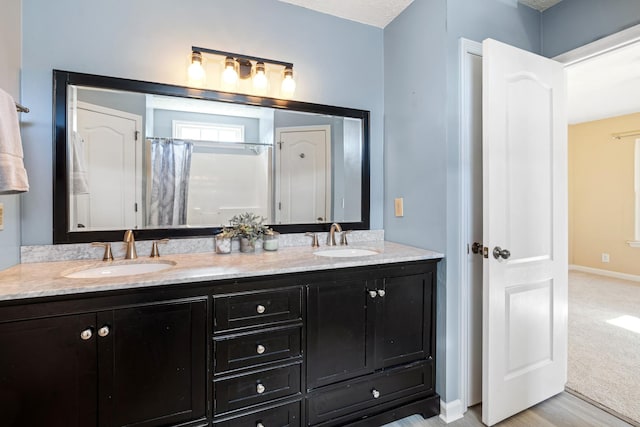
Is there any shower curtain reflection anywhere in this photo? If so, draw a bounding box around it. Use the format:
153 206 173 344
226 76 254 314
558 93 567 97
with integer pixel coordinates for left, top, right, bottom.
147 138 193 226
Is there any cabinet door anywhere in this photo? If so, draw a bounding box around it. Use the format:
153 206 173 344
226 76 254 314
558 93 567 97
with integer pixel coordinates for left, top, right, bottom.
101 298 207 427
0 313 98 427
377 272 434 369
306 280 375 390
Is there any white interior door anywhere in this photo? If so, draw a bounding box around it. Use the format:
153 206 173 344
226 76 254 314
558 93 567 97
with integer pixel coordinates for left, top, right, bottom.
76 102 142 230
275 126 331 224
482 38 568 426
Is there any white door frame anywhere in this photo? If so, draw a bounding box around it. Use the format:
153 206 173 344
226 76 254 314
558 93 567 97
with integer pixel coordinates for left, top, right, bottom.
458 23 640 418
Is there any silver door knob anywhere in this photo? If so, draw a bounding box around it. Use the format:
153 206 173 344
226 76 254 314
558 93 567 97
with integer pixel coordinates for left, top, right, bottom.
256 423 264 427
377 289 386 297
369 290 377 298
98 326 110 337
80 328 93 340
256 344 266 354
372 389 380 399
256 304 266 314
493 246 511 260
256 383 266 394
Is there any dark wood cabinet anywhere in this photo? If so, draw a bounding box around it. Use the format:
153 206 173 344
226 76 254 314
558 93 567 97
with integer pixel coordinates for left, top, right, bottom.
0 258 439 427
0 298 207 427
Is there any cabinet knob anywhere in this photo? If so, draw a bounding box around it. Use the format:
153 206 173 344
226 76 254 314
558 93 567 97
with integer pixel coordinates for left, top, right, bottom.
80 328 93 340
377 289 386 297
256 383 266 394
368 290 377 298
98 326 110 337
256 344 266 354
256 304 266 314
372 389 381 399
256 423 265 427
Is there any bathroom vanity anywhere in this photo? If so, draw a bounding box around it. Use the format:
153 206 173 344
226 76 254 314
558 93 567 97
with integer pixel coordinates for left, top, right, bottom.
0 242 441 427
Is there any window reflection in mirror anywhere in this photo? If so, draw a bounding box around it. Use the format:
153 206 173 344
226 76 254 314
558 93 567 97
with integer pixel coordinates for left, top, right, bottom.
63 81 365 237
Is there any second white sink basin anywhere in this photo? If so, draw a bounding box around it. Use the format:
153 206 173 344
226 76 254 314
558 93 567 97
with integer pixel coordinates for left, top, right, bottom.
313 248 379 258
64 261 175 279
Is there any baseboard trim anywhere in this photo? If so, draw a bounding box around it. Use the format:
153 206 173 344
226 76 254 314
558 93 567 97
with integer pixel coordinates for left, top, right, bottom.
569 265 640 282
439 399 464 423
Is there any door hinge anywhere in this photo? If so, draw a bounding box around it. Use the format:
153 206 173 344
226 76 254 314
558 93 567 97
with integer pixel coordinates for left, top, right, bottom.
278 202 281 210
134 202 138 212
135 131 140 141
277 141 283 150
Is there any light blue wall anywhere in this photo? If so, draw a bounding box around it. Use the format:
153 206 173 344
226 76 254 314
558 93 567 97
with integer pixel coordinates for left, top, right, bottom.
542 0 640 57
20 0 384 245
0 0 22 270
384 0 541 403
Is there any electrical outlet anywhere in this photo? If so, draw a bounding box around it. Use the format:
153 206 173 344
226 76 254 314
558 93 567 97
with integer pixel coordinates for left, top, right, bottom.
0 203 4 230
394 198 404 217
602 253 610 263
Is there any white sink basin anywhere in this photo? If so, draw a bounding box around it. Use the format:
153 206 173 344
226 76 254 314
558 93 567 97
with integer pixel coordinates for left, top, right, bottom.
64 261 175 279
313 248 379 258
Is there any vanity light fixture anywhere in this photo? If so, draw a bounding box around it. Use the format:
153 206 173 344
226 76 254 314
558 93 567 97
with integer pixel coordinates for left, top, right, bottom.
189 46 296 96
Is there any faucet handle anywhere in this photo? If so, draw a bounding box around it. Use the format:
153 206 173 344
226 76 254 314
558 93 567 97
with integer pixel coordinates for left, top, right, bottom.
150 239 169 258
340 230 352 246
91 242 114 261
123 229 135 242
305 232 320 247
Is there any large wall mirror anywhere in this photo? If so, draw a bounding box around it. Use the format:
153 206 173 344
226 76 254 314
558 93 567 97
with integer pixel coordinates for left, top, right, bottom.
53 70 370 243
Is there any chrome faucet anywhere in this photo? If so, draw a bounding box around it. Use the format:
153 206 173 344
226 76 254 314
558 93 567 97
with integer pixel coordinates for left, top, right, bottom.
123 230 138 260
328 223 342 246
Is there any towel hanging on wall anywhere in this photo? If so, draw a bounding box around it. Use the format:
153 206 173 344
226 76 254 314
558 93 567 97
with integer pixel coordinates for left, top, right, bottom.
0 88 29 194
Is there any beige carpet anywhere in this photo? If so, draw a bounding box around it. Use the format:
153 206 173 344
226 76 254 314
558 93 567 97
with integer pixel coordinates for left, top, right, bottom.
568 270 640 425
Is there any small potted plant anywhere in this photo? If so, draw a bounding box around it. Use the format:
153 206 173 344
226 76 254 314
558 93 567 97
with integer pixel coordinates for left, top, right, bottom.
214 227 236 254
229 212 271 253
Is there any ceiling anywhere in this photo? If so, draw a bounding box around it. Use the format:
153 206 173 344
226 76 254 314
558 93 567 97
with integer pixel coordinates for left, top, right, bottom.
567 41 640 124
276 0 636 125
277 0 564 28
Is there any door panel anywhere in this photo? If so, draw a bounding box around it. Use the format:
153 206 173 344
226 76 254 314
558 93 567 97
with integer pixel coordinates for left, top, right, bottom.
306 280 375 389
0 314 98 427
482 38 567 426
105 299 207 427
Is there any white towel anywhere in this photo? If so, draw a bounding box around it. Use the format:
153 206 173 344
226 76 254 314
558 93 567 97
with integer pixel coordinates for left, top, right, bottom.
71 131 89 194
0 88 29 194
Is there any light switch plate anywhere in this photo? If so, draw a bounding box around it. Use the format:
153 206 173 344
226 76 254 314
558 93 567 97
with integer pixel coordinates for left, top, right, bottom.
394 198 404 217
0 203 4 230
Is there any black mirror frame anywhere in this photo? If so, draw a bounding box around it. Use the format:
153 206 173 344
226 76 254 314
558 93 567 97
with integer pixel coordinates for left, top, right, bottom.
53 70 370 244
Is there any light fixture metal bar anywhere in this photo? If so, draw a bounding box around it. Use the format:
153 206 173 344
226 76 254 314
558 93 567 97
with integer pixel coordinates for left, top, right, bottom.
192 46 293 69
612 130 640 140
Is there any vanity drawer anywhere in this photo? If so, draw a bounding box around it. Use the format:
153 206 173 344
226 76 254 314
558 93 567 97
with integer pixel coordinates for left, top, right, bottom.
213 401 301 427
306 361 432 426
214 288 302 332
215 325 302 374
214 363 302 415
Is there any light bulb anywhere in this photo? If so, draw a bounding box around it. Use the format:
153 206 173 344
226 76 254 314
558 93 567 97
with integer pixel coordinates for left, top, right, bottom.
253 62 268 91
188 52 205 84
222 56 238 85
281 66 296 97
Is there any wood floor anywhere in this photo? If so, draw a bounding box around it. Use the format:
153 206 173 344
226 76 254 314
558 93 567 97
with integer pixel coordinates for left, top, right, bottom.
383 392 632 427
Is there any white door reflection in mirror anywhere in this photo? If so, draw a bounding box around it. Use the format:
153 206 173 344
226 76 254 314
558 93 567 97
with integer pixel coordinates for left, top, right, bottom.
275 126 331 224
71 102 142 231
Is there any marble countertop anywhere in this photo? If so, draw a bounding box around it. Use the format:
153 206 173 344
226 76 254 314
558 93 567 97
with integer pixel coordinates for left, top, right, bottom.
0 241 443 302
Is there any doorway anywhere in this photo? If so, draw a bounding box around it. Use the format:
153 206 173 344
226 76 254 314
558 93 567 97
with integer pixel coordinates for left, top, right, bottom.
460 24 640 425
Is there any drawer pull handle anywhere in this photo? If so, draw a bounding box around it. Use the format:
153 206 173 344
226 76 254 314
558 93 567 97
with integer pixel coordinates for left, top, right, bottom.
256 344 266 354
256 304 266 314
256 383 266 394
98 326 110 337
80 328 93 340
372 389 381 399
368 290 377 298
256 423 265 427
377 289 386 297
